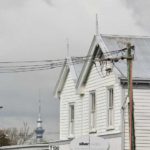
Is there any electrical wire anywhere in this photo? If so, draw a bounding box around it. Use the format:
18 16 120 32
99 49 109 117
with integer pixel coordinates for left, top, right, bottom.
0 46 133 73
94 63 107 78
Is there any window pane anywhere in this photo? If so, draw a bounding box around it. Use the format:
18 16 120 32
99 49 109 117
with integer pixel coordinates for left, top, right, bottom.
90 92 96 129
108 88 114 127
70 105 74 121
69 104 74 135
109 108 113 126
109 89 113 108
91 93 96 112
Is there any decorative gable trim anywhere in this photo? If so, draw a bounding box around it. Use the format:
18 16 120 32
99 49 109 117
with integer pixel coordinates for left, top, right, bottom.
54 60 69 98
54 57 78 98
76 35 110 94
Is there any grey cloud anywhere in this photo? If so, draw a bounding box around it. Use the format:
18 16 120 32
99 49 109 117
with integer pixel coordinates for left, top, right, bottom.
0 0 29 9
0 0 52 10
0 0 147 141
124 0 150 32
43 0 52 6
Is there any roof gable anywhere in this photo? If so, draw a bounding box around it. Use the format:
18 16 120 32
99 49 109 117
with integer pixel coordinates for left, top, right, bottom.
76 35 110 94
101 34 150 79
54 57 83 98
54 60 69 98
76 34 150 94
55 34 150 97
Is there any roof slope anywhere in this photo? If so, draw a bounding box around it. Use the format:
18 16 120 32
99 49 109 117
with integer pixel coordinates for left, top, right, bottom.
55 34 150 97
101 34 150 79
54 57 83 98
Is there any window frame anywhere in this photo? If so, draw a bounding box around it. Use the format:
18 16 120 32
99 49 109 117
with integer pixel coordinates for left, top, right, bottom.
89 91 97 133
68 103 75 137
107 86 114 130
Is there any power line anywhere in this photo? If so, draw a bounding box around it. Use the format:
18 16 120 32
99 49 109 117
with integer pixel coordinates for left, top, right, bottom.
0 47 133 73
0 47 130 64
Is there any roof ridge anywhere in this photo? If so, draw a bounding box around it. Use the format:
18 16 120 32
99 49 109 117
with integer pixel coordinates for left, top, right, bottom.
100 34 150 39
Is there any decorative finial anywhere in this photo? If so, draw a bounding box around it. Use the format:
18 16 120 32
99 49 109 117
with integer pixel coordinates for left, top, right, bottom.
66 38 70 58
96 14 99 35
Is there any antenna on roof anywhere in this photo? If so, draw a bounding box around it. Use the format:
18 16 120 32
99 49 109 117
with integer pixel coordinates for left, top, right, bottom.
96 14 99 35
38 89 41 119
66 38 70 58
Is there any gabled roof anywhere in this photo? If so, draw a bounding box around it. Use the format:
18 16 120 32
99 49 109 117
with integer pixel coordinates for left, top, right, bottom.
101 34 150 79
54 60 69 98
55 34 150 97
76 34 150 93
76 35 110 93
54 57 83 98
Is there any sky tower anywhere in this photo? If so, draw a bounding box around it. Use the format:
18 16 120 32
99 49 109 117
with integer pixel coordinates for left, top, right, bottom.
35 93 45 143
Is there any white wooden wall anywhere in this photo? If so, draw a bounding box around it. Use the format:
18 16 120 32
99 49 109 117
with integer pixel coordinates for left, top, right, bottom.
59 64 123 150
124 88 150 150
81 65 122 136
60 71 82 140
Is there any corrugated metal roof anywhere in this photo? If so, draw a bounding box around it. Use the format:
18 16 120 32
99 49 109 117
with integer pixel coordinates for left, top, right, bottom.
73 63 84 78
69 57 84 79
101 34 150 78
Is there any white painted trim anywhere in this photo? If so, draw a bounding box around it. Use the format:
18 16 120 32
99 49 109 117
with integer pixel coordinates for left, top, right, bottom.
76 36 97 93
106 86 115 130
98 131 121 137
89 90 97 133
76 34 111 94
68 102 75 138
54 57 78 98
54 62 69 98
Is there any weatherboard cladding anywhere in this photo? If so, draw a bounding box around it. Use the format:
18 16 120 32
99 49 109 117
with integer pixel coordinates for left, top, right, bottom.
54 58 83 98
56 34 150 97
124 88 150 150
60 71 82 140
81 64 122 136
101 35 150 150
59 57 123 150
58 34 150 150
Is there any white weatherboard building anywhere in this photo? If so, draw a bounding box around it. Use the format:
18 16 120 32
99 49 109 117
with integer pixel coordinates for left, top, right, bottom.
54 34 150 150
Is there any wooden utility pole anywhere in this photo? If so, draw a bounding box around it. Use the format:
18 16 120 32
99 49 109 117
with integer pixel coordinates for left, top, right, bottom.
127 43 135 150
95 43 135 150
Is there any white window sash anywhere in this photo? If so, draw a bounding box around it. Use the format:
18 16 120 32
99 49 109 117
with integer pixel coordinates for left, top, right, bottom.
108 108 113 126
69 104 74 136
107 88 114 128
90 112 96 129
89 92 96 130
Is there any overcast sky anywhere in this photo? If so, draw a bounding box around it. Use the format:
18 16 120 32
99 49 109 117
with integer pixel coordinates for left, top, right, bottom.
0 0 149 141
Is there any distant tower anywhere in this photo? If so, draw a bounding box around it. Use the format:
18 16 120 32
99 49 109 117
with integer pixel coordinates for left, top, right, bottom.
35 93 45 143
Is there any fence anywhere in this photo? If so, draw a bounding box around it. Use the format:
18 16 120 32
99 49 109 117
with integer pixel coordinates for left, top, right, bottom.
0 139 71 150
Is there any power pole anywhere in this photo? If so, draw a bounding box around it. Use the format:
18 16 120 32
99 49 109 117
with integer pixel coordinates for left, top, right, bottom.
127 43 135 150
94 43 135 150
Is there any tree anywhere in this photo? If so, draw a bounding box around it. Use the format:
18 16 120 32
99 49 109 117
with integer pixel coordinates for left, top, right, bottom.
18 122 34 144
0 130 11 146
2 122 34 146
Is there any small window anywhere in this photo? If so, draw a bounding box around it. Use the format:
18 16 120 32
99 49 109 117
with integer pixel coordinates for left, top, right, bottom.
69 104 74 136
89 91 96 131
107 88 114 128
